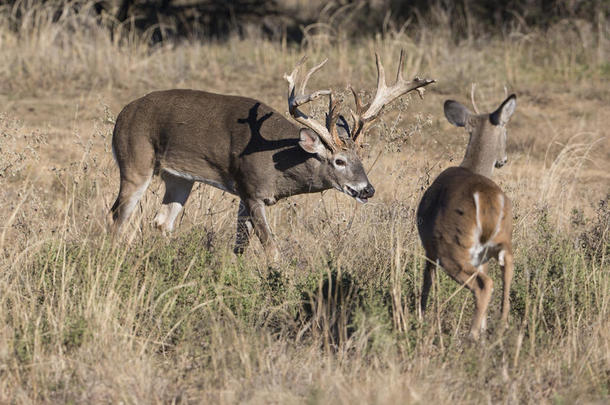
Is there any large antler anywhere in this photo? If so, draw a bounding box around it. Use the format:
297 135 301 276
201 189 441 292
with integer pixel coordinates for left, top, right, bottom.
285 57 345 152
350 50 435 144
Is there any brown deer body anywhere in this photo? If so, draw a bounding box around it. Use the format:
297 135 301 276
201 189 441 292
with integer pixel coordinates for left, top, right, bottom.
417 93 517 339
109 53 434 258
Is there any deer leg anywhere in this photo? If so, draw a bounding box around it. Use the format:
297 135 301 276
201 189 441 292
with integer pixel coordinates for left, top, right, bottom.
499 248 514 329
445 260 493 340
477 262 490 331
467 270 493 340
153 172 194 233
245 199 279 261
473 271 494 339
234 200 254 255
109 169 153 235
420 258 437 317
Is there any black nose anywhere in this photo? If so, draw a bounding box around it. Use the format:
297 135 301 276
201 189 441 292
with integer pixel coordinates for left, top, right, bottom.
363 184 375 198
495 158 507 168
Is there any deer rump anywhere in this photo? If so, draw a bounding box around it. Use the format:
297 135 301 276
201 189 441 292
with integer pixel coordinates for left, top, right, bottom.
417 166 512 268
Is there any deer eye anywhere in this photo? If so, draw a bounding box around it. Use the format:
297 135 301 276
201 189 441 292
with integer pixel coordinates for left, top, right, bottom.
335 158 346 167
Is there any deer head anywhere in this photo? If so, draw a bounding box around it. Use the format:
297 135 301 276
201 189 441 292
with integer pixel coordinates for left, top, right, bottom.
284 51 435 203
444 92 517 177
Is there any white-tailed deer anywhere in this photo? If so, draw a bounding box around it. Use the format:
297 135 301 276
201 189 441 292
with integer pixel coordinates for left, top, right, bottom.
416 92 517 339
109 51 434 258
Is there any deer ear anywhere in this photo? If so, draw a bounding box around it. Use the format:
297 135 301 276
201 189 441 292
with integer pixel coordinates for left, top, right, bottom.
299 129 327 156
444 100 471 127
490 94 516 126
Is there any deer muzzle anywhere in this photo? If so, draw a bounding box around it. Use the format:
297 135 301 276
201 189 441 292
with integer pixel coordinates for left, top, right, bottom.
344 183 375 203
495 157 508 168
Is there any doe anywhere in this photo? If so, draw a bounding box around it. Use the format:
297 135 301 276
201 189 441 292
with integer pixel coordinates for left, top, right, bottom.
416 92 517 339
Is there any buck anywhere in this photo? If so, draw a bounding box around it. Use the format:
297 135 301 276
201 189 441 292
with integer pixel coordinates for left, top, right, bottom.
109 51 434 258
416 91 517 339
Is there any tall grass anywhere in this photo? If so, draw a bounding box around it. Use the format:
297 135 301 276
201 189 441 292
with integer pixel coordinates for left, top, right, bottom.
0 2 608 403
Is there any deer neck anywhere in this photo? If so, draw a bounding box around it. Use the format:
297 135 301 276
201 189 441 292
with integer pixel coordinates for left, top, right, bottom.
460 132 496 178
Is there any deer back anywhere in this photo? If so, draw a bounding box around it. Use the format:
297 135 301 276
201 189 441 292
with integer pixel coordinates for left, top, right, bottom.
112 89 320 197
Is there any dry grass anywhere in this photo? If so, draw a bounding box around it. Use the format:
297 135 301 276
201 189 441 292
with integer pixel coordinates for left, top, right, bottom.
0 3 609 404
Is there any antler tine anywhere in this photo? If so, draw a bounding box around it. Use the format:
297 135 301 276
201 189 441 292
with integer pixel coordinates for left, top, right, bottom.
327 94 345 148
350 86 362 112
286 58 331 108
374 53 387 95
470 82 480 114
362 51 435 121
348 85 365 140
349 85 370 114
349 50 435 145
395 49 405 83
300 58 328 95
284 57 339 152
285 56 306 97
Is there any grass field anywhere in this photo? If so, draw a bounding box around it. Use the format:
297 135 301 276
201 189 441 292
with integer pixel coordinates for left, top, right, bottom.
0 3 608 403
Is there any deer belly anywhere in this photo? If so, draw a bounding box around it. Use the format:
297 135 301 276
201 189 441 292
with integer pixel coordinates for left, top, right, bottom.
162 168 237 195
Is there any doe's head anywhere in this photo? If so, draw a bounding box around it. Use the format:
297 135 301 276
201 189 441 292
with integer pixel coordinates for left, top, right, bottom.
444 93 517 169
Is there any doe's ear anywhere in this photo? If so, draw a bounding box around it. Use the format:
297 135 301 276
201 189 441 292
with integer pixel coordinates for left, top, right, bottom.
299 128 327 156
490 94 516 126
444 100 471 127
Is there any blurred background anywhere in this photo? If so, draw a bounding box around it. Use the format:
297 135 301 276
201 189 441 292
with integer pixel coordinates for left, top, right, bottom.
3 0 607 42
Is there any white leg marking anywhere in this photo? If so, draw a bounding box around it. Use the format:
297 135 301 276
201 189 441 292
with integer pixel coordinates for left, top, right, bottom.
163 202 185 232
123 177 151 221
154 208 168 229
154 175 193 232
498 250 506 266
